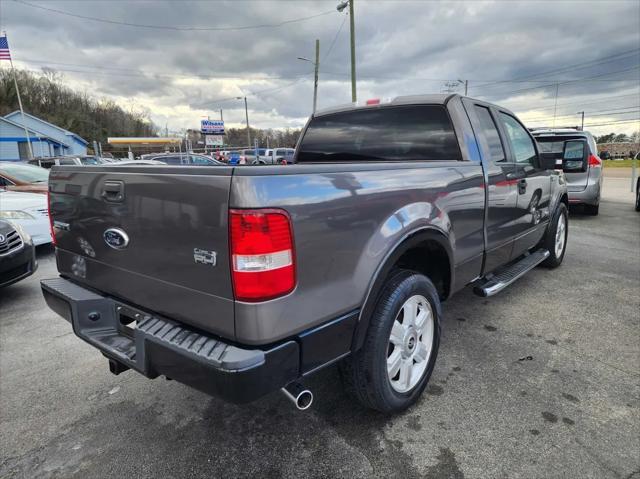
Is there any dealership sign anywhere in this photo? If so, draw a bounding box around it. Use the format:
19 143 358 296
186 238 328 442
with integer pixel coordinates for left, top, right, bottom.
201 119 225 135
205 135 224 146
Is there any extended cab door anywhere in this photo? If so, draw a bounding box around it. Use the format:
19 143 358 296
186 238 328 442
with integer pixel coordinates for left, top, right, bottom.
462 99 519 273
496 112 552 259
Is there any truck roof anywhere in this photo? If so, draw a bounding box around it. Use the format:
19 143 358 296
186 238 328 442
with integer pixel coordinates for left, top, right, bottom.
313 93 458 117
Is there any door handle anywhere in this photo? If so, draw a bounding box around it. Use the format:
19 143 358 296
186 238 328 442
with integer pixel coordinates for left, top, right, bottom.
517 179 527 195
101 180 125 202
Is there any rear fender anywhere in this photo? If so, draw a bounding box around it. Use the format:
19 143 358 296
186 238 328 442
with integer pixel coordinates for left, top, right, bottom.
351 226 453 352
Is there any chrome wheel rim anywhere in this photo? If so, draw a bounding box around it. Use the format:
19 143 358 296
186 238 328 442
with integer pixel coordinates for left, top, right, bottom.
555 213 566 258
387 295 434 393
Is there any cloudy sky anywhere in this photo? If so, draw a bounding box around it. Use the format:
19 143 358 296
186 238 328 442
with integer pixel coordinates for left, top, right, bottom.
1 0 639 136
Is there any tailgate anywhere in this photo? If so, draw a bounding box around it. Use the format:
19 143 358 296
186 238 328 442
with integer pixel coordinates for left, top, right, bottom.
49 165 236 339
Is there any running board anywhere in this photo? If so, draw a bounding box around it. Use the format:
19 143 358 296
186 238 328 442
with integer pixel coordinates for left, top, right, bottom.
473 249 550 297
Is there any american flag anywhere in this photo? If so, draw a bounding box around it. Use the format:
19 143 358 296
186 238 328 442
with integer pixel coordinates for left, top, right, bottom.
0 36 11 61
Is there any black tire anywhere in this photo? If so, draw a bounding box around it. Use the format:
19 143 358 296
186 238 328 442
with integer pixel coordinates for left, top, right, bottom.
339 270 441 413
635 181 640 212
541 202 568 268
584 203 599 216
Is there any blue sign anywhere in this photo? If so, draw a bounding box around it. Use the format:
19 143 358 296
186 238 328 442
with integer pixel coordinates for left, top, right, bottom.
201 120 225 135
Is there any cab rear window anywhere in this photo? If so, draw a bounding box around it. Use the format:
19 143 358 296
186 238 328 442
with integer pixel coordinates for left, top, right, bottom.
297 105 461 162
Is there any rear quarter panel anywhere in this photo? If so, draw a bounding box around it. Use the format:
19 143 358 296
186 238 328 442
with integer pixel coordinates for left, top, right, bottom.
231 162 484 344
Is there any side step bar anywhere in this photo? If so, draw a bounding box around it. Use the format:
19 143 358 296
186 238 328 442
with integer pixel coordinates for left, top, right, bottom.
474 249 550 297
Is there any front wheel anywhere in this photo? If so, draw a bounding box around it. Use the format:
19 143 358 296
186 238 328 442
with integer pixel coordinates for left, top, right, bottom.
339 270 441 413
541 202 568 268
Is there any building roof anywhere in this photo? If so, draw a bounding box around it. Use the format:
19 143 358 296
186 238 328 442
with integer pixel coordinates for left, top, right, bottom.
0 116 68 147
4 111 88 145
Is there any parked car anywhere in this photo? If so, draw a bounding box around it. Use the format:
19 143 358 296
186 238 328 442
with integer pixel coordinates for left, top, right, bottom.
0 190 52 245
0 220 37 288
28 156 107 169
252 148 296 165
141 153 224 166
0 163 49 194
42 94 569 413
532 128 602 215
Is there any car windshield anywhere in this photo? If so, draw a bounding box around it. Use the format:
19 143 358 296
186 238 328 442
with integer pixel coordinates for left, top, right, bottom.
79 156 104 165
0 163 49 183
536 136 587 153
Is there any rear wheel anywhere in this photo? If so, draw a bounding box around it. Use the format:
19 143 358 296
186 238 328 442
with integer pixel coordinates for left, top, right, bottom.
541 202 568 268
340 270 441 413
584 203 599 216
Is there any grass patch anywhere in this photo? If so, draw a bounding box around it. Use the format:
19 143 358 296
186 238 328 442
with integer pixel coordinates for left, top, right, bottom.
602 159 638 168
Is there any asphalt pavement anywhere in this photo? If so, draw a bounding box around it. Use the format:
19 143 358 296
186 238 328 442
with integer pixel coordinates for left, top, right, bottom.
1 179 638 479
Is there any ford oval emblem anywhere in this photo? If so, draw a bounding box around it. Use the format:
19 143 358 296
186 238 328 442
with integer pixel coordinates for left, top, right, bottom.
103 228 129 250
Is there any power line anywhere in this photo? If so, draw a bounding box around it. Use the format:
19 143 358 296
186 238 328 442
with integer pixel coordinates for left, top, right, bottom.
582 119 640 127
514 93 640 113
479 65 640 98
526 109 640 123
524 106 640 122
323 15 347 62
15 59 313 81
471 48 640 91
13 0 336 31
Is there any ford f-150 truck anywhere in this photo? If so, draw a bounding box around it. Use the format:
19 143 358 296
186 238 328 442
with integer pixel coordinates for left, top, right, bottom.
41 95 573 413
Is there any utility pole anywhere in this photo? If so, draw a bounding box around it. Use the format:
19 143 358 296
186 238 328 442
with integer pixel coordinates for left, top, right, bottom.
313 39 320 113
464 80 468 96
239 96 251 148
337 1 356 102
348 0 356 102
220 109 223 121
577 111 585 130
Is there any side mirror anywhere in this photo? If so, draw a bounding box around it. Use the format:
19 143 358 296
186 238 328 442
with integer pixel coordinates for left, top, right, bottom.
562 140 588 173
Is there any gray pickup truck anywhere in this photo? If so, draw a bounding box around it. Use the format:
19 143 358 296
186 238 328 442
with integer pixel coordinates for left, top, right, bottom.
41 94 573 413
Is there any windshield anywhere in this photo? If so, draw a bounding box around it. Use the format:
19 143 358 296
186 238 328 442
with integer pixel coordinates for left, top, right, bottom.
0 163 50 183
79 156 104 165
297 105 461 162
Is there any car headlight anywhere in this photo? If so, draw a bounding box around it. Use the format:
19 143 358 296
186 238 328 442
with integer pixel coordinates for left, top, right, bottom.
0 211 35 220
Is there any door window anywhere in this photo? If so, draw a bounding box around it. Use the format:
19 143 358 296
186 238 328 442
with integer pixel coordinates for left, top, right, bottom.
474 106 506 163
499 113 537 165
58 158 76 165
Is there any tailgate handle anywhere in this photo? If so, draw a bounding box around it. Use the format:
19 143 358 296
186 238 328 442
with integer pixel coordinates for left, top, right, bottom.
101 180 125 202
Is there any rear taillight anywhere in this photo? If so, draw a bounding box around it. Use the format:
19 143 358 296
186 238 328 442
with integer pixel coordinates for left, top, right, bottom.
47 189 57 246
588 154 601 168
230 209 295 302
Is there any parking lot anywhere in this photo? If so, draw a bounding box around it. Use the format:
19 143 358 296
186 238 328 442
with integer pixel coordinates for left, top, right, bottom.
1 174 638 479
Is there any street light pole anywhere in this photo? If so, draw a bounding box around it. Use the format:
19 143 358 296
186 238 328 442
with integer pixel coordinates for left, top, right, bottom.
313 39 320 114
238 96 251 148
337 1 356 102
577 111 585 130
298 40 321 114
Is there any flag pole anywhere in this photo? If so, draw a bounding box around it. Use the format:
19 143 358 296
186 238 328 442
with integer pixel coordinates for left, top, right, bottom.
3 32 33 159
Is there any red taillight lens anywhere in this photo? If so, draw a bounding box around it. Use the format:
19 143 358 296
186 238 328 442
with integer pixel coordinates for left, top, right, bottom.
366 98 381 105
588 154 601 168
47 189 57 246
230 209 295 302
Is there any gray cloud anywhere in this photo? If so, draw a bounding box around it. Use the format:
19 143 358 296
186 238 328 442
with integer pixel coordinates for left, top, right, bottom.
2 0 639 134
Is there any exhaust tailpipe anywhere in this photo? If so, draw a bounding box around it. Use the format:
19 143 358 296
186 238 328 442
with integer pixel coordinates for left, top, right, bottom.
281 382 313 410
